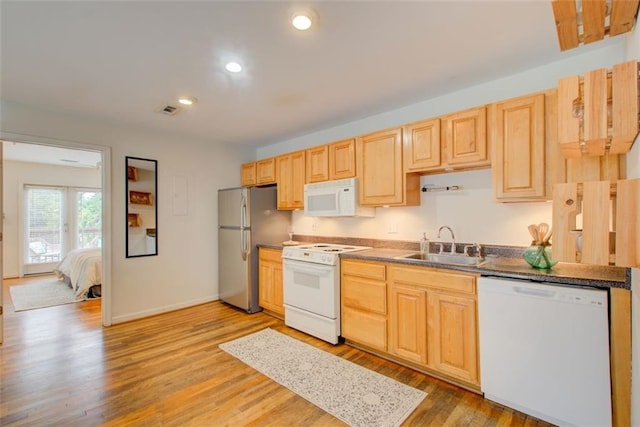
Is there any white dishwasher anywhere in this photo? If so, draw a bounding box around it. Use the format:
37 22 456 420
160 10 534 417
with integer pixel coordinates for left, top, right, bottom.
478 276 611 427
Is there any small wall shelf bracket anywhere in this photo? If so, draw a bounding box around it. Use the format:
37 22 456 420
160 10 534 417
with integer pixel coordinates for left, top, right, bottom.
421 184 462 193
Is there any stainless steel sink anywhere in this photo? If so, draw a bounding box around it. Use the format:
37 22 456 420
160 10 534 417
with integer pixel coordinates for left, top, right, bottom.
399 252 482 265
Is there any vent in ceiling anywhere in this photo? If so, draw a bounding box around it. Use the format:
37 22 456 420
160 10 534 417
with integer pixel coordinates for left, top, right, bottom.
157 104 182 116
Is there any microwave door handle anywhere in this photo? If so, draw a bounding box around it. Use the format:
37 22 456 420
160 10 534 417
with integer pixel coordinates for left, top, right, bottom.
335 189 340 210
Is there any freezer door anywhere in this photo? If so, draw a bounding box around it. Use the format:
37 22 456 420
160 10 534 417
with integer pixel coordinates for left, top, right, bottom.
218 187 246 228
218 227 251 310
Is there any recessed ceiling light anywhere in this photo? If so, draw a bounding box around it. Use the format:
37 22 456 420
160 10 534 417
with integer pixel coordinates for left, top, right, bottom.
225 62 242 73
291 9 317 30
178 96 197 106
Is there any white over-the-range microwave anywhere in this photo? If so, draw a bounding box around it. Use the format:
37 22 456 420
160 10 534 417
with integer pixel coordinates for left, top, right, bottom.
304 178 375 217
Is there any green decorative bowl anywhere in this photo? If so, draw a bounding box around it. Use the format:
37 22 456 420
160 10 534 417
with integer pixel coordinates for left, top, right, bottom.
523 245 558 269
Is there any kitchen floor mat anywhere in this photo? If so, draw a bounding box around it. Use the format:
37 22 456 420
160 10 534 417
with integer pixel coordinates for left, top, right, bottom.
219 328 427 427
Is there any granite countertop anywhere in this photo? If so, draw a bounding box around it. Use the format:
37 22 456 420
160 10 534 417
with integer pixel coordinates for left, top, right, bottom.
341 248 629 290
259 242 629 290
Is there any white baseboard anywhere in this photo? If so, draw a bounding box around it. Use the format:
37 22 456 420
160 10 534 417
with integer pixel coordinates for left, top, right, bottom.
111 295 219 324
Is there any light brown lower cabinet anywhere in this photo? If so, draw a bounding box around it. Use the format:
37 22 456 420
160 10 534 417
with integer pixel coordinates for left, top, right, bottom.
388 284 427 364
426 290 478 384
341 260 388 351
341 259 480 390
258 248 283 317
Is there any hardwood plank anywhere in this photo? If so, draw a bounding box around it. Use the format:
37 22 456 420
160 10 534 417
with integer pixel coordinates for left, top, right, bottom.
582 0 607 44
551 0 580 50
581 181 611 264
615 179 640 267
1 276 554 426
583 68 608 155
609 0 640 36
611 60 639 154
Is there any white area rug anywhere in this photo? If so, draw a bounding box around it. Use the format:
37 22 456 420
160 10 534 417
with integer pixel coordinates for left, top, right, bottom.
10 279 82 311
219 328 427 427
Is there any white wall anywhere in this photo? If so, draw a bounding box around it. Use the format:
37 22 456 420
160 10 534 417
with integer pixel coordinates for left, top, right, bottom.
293 169 552 246
3 160 102 278
1 100 254 323
259 41 627 246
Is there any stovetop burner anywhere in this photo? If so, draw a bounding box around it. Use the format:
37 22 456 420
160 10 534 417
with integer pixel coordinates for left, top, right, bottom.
282 243 371 265
293 243 371 254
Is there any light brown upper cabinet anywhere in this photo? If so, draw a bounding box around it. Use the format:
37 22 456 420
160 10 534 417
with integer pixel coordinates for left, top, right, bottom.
357 128 420 206
306 138 356 183
403 118 441 172
241 162 257 187
276 150 305 210
256 158 277 185
443 106 490 168
490 93 546 202
329 138 356 180
306 145 329 183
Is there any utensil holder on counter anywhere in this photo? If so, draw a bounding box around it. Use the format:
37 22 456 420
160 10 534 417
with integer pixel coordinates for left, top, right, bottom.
523 244 558 269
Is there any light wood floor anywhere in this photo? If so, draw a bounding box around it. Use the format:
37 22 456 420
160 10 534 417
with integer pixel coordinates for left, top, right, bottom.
1 276 552 426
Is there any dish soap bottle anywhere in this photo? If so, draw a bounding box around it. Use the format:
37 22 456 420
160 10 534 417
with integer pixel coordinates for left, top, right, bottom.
420 232 430 254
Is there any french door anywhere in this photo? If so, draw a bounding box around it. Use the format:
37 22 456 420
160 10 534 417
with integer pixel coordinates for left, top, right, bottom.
23 185 102 275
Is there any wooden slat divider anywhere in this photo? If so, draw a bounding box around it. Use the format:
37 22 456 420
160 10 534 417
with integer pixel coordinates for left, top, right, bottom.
582 0 607 44
583 68 608 155
552 182 580 262
615 179 639 267
609 0 640 36
611 61 639 154
551 0 580 50
553 178 639 267
581 181 611 264
557 75 581 157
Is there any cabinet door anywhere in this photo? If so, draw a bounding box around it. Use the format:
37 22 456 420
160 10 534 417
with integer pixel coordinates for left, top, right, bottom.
256 158 276 185
277 151 305 210
388 284 427 365
404 119 441 172
491 93 546 201
329 139 356 180
356 128 404 206
290 151 306 209
427 291 478 385
258 248 284 316
241 162 257 187
306 145 329 183
444 107 489 167
276 155 291 209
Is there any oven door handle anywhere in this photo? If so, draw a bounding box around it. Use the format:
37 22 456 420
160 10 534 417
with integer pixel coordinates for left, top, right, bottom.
283 259 333 274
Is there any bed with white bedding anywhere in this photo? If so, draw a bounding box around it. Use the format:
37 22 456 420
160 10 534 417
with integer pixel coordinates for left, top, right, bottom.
54 248 102 298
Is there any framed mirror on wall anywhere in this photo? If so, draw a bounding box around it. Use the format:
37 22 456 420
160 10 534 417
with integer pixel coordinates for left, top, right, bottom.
126 156 157 257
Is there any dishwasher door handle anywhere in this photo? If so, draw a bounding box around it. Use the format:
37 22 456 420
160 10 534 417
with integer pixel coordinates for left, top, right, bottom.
513 286 556 298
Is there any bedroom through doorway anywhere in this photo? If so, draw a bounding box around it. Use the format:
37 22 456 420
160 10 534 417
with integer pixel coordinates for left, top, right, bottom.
1 138 110 336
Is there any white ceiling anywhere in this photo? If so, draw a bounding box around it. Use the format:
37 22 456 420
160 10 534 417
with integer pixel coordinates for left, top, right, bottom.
0 0 624 152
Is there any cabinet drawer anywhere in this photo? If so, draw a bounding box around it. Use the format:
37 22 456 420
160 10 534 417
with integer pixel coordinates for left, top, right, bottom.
341 259 386 280
342 277 386 315
390 265 476 294
342 307 387 351
259 248 282 263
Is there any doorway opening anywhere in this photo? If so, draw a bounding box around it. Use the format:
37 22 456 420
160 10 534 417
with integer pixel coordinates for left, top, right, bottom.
1 136 111 332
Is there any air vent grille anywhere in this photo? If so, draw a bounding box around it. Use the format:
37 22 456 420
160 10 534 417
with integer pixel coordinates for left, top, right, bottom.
158 104 181 116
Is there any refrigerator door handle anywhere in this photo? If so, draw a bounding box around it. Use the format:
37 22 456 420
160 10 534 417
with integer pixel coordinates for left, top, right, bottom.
240 193 248 229
241 229 248 261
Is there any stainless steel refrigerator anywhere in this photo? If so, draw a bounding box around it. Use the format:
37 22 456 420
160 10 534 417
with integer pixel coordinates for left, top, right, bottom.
218 186 290 313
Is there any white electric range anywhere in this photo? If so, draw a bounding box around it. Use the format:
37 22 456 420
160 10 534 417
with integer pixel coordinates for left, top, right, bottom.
281 243 370 344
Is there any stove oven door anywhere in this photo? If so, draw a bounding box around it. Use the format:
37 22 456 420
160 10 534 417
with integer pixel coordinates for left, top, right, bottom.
282 258 339 319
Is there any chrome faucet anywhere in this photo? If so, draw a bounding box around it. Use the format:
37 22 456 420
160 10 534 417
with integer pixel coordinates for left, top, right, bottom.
437 225 456 254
